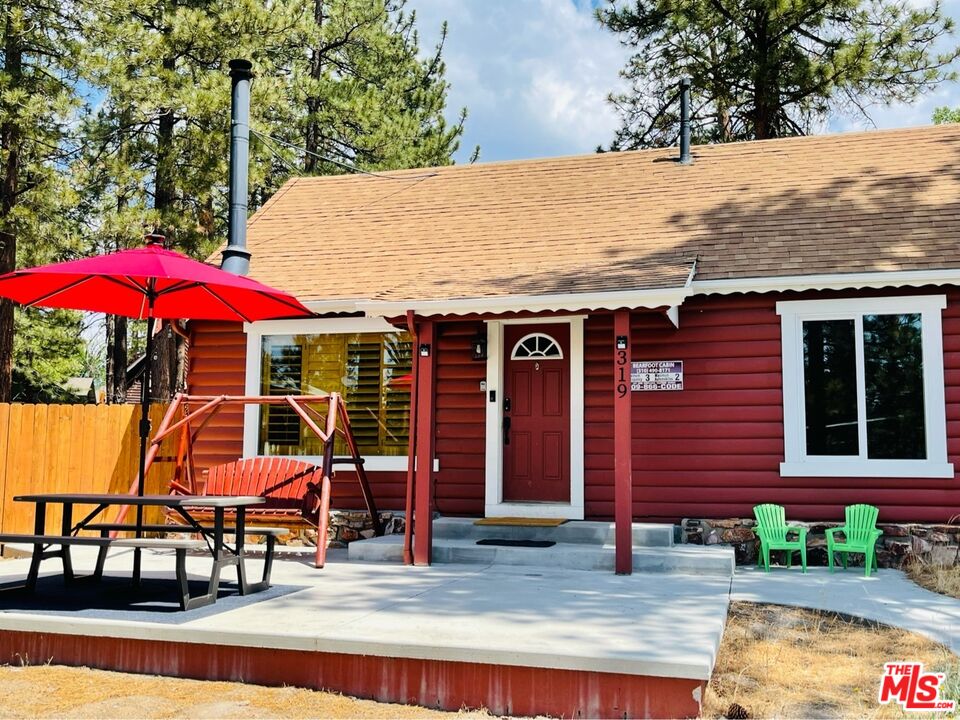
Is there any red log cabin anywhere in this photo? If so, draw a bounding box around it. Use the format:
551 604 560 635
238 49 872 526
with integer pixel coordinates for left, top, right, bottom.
190 124 960 567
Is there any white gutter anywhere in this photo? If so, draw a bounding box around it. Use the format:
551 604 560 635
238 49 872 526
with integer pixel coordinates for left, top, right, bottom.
354 286 694 318
691 268 960 295
297 268 960 319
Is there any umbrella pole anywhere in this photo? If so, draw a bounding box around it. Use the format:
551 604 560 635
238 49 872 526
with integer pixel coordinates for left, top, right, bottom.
133 313 155 586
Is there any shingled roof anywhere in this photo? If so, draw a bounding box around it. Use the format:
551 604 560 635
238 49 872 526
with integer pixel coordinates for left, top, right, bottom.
234 124 960 310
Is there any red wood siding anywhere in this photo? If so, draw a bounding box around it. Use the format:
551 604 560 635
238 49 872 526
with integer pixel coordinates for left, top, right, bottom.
190 285 960 525
186 321 406 511
434 322 487 515
588 287 960 524
188 321 246 471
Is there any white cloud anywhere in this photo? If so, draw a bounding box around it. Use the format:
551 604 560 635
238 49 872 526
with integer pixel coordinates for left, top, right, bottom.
407 0 629 162
408 0 960 163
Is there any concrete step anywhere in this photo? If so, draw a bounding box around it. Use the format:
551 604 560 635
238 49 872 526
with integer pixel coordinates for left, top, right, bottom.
348 535 735 576
430 517 675 547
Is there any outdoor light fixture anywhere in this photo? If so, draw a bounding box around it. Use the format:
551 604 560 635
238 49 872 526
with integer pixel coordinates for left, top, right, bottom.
419 343 431 357
616 335 628 350
471 331 488 361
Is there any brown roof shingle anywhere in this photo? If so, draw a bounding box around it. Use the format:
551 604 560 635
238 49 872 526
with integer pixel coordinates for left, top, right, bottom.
235 124 960 303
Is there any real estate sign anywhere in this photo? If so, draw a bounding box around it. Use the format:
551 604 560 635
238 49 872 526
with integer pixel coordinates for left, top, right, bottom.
631 361 683 391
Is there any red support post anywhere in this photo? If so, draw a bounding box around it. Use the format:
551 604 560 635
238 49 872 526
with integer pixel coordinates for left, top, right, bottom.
413 319 436 565
613 310 633 575
402 311 419 566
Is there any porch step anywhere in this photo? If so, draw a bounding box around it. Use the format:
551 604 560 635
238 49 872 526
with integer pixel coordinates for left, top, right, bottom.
430 518 675 547
347 535 735 577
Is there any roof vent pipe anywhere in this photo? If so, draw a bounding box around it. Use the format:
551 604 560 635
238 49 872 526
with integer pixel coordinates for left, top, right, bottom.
221 58 254 275
679 77 692 165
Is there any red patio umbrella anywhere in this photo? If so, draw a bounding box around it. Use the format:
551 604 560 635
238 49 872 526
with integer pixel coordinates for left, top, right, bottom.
0 240 309 322
0 237 313 570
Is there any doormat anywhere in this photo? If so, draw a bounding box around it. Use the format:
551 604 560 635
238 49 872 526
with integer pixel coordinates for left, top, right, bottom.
476 538 556 548
473 517 567 527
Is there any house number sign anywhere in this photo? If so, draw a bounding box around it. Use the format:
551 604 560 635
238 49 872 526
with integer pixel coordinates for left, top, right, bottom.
631 361 683 391
615 336 629 398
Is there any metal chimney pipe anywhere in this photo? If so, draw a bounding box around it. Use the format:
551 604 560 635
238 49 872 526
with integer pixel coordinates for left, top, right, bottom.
679 77 692 165
221 58 253 275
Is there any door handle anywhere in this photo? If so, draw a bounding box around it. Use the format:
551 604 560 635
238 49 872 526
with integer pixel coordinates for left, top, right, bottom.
502 416 511 445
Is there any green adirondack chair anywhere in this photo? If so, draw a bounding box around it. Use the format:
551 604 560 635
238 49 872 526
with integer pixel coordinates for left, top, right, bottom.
753 504 807 573
826 504 882 577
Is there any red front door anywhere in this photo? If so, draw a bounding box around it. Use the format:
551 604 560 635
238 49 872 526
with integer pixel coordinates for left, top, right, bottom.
502 324 571 503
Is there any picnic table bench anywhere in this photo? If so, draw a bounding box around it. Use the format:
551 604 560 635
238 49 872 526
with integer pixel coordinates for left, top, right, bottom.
0 533 114 590
83 523 289 593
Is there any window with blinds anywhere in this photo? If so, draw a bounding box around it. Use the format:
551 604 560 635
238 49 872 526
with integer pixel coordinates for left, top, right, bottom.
258 331 412 458
264 344 302 446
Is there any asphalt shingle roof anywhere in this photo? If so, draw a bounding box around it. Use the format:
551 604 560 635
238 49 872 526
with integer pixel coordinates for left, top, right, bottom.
232 124 960 303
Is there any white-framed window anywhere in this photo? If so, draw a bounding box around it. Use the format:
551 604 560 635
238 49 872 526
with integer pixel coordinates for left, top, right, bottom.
778 295 953 479
511 332 563 359
243 317 411 472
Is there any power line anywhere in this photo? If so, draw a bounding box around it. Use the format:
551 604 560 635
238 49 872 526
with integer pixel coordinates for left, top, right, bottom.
249 129 438 181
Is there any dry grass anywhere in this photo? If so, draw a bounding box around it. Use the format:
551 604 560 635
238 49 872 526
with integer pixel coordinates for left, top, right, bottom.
703 602 959 719
0 664 493 719
905 560 960 600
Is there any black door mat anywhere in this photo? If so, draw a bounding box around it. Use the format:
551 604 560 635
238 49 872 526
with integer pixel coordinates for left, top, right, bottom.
476 539 556 548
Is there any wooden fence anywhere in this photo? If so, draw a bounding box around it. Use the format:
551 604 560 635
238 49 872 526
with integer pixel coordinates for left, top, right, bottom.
0 404 175 534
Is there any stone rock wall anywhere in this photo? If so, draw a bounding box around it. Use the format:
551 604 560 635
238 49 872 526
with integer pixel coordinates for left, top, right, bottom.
326 510 405 548
269 511 406 549
681 518 960 567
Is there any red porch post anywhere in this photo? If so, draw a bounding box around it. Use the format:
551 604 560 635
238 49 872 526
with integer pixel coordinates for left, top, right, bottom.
613 310 633 575
414 319 436 565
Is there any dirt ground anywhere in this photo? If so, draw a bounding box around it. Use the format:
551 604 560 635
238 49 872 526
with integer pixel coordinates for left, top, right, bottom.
905 560 960 600
703 602 959 719
0 665 492 719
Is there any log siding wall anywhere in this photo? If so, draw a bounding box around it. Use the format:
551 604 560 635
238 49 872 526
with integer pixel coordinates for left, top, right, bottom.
188 286 960 524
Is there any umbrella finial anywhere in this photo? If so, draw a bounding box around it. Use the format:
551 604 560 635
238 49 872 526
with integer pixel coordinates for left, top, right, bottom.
144 231 167 248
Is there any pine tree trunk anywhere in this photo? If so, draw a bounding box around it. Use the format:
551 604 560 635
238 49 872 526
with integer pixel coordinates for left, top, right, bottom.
304 0 324 173
105 314 115 402
710 43 733 142
106 314 128 403
149 54 186 401
0 15 22 403
154 72 176 214
751 10 776 139
113 315 128 401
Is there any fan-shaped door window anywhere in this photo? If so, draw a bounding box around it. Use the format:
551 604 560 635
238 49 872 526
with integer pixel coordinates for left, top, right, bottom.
511 332 563 360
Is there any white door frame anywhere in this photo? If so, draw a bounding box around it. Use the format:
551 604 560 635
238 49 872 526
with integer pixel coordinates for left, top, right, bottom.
484 316 585 519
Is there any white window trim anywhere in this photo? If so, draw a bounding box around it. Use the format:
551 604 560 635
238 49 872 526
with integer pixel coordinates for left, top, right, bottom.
777 295 953 479
242 317 410 472
484 317 585 520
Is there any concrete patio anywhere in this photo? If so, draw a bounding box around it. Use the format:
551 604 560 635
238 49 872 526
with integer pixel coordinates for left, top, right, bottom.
0 541 954 717
0 545 731 717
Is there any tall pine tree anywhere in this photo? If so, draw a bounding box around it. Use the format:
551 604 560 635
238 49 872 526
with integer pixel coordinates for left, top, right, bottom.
290 0 466 175
82 0 297 399
0 0 88 401
597 0 960 147
83 0 468 400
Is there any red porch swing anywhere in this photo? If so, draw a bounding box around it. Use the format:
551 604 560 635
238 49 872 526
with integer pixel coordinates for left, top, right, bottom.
114 392 384 568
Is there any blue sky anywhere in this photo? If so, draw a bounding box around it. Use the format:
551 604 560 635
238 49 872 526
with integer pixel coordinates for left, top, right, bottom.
407 0 960 164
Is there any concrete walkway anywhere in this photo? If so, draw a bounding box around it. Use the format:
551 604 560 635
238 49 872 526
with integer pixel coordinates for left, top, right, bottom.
731 566 960 653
